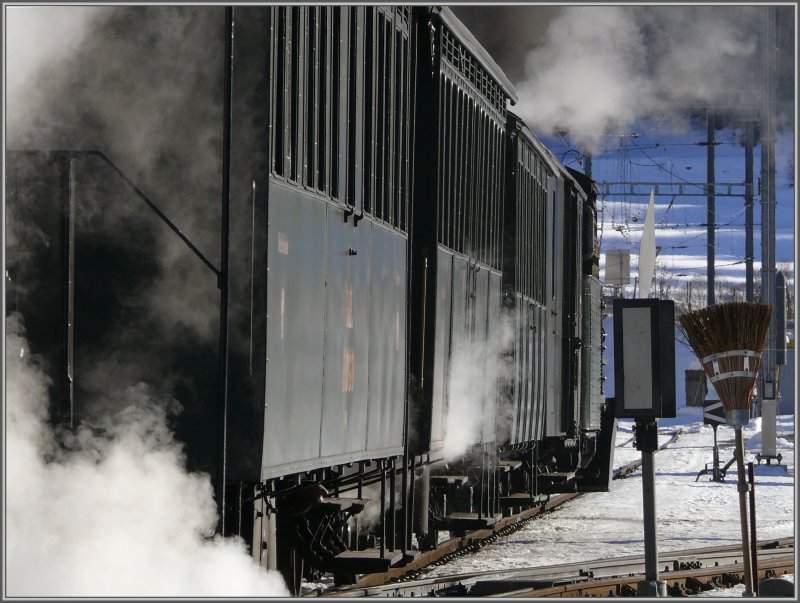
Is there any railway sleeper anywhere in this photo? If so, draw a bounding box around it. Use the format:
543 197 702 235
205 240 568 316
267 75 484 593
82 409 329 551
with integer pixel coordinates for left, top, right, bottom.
433 512 502 536
535 471 577 494
684 576 715 594
499 492 548 511
719 572 742 588
428 475 501 536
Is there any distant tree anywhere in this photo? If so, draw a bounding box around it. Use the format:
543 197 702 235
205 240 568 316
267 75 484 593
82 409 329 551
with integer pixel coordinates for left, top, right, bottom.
649 268 792 317
655 272 678 302
684 275 707 311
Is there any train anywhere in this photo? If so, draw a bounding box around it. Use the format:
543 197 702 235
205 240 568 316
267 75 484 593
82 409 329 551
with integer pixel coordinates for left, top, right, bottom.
6 6 616 594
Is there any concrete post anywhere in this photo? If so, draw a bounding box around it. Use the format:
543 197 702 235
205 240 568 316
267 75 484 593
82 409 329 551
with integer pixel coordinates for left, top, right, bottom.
759 399 778 460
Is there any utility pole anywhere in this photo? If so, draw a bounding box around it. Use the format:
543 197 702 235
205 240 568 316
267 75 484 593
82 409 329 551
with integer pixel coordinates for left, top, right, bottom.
744 120 755 302
706 108 716 307
217 5 234 536
759 6 778 411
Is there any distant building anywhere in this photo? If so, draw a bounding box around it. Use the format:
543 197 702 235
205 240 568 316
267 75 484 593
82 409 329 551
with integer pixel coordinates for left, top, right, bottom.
604 249 630 288
685 369 707 407
778 332 794 415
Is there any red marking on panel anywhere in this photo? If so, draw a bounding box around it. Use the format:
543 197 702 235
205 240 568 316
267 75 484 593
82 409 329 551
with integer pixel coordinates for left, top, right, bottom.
345 282 353 329
277 232 289 255
342 347 355 392
280 288 285 339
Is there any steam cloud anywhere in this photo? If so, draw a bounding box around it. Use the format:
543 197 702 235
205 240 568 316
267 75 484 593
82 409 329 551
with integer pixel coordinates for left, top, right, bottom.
5 6 287 595
455 6 793 152
6 6 227 431
7 6 224 341
443 314 515 460
5 316 288 596
517 6 765 151
5 7 105 133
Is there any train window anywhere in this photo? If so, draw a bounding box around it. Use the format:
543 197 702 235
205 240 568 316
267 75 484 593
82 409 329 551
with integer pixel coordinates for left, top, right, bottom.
344 6 411 231
346 6 358 208
436 27 506 268
383 16 394 227
374 12 385 220
272 7 286 177
520 148 526 299
306 8 317 188
528 167 533 301
464 99 474 254
494 124 504 267
394 30 405 231
316 9 326 192
289 8 300 183
551 187 557 299
331 9 340 199
459 91 468 253
478 111 487 262
537 168 542 300
442 79 452 247
363 7 374 215
269 6 410 231
515 141 527 302
512 138 551 306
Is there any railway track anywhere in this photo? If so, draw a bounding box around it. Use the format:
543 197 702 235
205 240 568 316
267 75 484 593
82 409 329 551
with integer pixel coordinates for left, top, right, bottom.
616 434 636 448
306 428 685 596
491 542 795 597
321 538 793 597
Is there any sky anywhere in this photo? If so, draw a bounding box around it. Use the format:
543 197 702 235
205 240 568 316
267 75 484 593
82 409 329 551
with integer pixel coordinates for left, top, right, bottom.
543 125 796 298
453 4 796 301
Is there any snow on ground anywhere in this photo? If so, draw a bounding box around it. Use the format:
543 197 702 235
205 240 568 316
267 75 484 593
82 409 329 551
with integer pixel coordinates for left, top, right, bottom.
424 408 794 579
694 574 795 598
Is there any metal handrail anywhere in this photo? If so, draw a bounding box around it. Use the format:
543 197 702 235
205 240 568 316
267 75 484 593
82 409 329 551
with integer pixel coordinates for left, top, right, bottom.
9 149 220 277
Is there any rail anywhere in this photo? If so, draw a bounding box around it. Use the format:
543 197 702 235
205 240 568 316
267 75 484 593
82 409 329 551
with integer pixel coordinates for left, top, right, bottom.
491 540 794 597
321 538 793 597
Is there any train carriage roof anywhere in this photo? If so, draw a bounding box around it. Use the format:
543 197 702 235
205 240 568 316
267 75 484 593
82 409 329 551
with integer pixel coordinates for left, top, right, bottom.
436 7 519 105
508 111 591 202
508 111 562 177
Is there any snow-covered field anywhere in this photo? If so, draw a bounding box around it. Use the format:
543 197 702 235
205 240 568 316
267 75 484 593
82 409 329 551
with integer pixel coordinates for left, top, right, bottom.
424 408 794 584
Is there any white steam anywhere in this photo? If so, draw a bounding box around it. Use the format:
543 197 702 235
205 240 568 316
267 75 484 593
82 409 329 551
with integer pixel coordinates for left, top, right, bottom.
6 9 287 594
517 8 648 151
515 6 765 151
350 481 384 531
5 7 107 132
5 315 288 597
442 314 515 460
7 6 224 341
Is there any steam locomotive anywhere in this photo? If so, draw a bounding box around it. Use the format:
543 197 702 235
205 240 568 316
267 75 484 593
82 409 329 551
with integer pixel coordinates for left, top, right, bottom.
6 6 615 593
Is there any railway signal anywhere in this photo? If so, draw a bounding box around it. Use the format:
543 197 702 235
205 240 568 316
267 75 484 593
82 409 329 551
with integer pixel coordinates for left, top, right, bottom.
696 400 726 482
613 298 676 597
703 399 726 425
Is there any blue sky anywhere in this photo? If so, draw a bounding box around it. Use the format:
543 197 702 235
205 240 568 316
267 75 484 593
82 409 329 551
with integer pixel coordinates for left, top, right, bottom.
543 123 795 293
